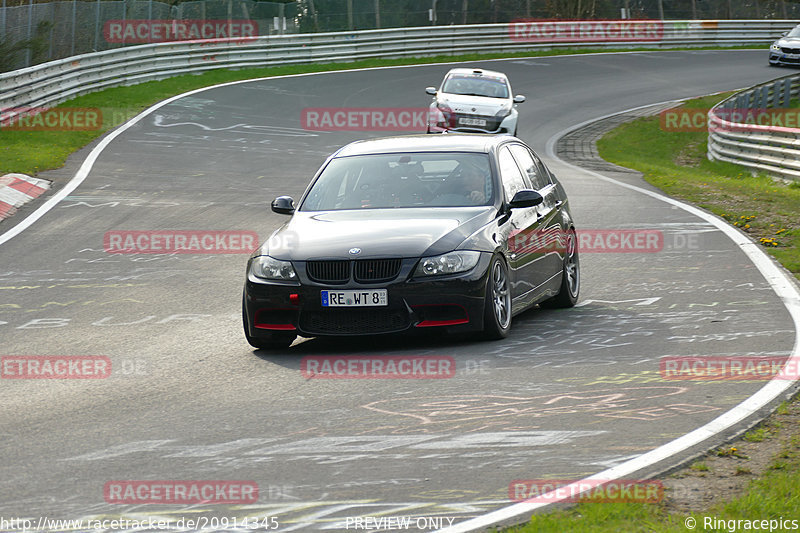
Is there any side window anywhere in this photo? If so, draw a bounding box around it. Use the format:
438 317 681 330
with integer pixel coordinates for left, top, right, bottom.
509 144 551 191
498 146 529 201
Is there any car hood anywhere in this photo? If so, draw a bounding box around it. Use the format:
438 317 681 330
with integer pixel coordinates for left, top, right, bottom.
437 93 509 116
262 207 496 261
776 37 800 47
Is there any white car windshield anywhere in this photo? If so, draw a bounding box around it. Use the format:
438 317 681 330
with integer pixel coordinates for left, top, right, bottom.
787 26 800 38
442 75 510 99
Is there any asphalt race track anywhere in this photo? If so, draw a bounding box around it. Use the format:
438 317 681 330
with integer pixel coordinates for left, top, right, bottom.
1 50 799 532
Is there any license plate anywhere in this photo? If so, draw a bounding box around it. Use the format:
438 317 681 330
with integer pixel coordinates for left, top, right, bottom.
321 289 387 307
459 117 487 126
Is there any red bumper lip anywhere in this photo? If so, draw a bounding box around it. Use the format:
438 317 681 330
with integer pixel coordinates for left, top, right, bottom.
254 308 298 330
412 304 470 327
255 323 296 331
416 319 469 327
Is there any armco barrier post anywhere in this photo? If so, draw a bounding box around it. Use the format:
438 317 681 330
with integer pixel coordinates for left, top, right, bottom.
94 0 100 51
70 0 76 56
26 0 32 67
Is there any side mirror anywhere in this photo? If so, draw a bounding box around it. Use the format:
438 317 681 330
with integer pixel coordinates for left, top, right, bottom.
425 86 437 96
782 31 789 36
513 95 526 104
508 189 543 209
271 196 295 215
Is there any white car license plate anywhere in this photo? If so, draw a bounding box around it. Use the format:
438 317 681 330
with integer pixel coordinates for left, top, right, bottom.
321 289 387 307
459 117 487 126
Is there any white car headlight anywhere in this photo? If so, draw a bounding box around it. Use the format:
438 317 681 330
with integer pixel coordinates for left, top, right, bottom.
772 42 781 51
251 256 297 280
415 251 481 276
495 105 513 118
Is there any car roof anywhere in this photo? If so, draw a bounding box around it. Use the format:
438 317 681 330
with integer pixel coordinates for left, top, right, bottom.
445 67 508 80
334 134 513 157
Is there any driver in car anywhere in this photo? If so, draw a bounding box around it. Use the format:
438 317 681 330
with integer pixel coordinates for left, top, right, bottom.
433 162 490 206
461 164 488 204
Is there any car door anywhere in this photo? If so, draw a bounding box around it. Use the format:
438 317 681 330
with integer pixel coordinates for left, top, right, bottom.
508 144 564 278
497 145 549 302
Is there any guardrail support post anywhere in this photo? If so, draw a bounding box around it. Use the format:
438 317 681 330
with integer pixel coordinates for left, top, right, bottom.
1 0 6 43
25 0 33 67
347 0 353 30
70 0 76 56
783 78 791 107
771 80 779 107
94 0 100 51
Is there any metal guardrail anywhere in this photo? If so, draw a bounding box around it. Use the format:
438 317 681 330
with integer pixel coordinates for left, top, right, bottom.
708 72 800 180
0 19 796 121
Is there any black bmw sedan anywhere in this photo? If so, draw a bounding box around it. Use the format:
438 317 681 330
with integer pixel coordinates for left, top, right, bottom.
243 134 579 349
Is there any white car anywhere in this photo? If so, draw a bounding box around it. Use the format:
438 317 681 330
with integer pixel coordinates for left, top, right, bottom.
769 25 800 67
426 68 525 135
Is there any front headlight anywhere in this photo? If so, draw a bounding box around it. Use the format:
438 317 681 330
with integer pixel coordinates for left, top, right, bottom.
495 105 512 118
771 42 781 51
251 255 297 280
415 251 481 276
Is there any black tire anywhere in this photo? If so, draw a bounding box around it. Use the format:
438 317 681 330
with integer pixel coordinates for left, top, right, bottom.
481 256 512 340
540 228 580 308
242 295 296 350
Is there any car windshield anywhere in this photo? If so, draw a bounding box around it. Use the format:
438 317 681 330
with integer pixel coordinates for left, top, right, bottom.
442 75 509 98
788 26 800 37
300 152 494 210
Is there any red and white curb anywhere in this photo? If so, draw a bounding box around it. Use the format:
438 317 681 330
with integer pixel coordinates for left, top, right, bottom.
0 173 51 220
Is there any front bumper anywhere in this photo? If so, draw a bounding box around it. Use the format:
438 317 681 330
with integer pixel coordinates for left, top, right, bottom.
243 254 492 338
427 107 517 134
770 51 800 65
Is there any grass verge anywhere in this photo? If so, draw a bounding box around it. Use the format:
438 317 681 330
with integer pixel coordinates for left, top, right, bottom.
503 402 800 532
0 45 759 176
502 93 800 532
597 93 799 279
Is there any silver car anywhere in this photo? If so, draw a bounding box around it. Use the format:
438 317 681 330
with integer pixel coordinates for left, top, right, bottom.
426 68 525 135
769 25 800 67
